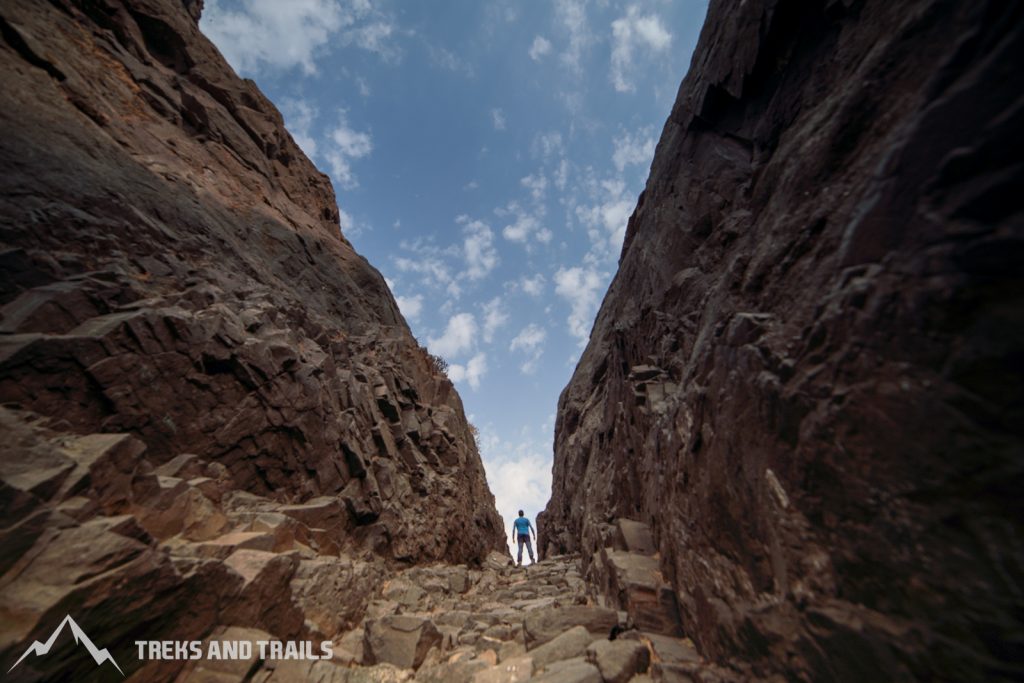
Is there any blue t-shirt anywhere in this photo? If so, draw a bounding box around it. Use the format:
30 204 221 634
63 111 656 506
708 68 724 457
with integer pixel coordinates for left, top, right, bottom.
514 517 531 536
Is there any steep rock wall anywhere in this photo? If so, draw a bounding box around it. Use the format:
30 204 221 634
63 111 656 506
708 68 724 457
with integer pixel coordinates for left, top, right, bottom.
541 0 1022 680
0 0 504 679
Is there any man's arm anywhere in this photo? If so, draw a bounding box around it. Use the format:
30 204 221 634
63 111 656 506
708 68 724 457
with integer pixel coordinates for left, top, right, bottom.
530 521 537 539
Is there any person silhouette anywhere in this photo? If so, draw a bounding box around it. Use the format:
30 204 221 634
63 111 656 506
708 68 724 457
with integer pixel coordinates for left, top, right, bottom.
511 510 536 566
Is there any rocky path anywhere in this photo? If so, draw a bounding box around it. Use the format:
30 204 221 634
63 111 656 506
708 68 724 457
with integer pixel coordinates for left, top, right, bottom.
176 537 729 683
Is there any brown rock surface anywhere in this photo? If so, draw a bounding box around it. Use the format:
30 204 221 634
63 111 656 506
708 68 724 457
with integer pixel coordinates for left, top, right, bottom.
0 0 504 679
541 0 1023 680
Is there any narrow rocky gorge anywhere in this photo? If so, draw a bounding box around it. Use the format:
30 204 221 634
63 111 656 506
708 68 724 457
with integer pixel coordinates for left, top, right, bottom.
2 0 1021 681
541 0 1022 681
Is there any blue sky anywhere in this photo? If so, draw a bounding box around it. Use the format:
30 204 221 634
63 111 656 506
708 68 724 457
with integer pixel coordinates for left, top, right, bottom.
200 0 707 558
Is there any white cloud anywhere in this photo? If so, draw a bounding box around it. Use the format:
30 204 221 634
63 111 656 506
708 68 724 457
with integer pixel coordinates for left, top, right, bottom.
529 35 552 61
612 126 657 173
521 274 546 297
554 158 569 191
343 21 400 62
500 202 549 246
577 194 633 255
603 200 633 240
574 176 636 262
610 6 672 92
448 352 487 389
201 0 397 75
503 217 537 242
555 0 591 74
492 108 507 131
324 111 372 189
280 98 318 158
483 2 519 34
521 173 548 202
428 312 477 357
532 131 564 159
634 14 672 50
502 209 540 243
482 297 509 343
554 265 606 344
510 323 547 374
393 238 458 292
458 216 499 280
394 255 451 287
201 0 348 75
427 43 475 76
395 294 423 321
332 117 372 158
338 206 354 233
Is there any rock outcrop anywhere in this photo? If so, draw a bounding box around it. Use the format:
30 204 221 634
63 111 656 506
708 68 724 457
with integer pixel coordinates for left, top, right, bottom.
0 0 504 679
541 0 1022 680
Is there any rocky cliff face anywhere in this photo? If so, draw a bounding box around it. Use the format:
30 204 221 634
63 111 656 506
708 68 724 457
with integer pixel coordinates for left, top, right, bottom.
0 0 504 679
541 0 1022 680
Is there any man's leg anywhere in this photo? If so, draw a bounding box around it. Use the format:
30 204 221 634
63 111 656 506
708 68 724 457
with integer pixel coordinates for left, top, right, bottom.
517 536 524 565
525 536 535 563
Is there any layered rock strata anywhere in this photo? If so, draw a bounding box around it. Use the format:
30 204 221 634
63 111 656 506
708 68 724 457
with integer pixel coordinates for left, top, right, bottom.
541 0 1023 680
0 0 504 679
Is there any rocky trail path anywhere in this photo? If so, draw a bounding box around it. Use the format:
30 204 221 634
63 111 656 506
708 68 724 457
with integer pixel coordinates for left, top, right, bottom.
177 520 730 683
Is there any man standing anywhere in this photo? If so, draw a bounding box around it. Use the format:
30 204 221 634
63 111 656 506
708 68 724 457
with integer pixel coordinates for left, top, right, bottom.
512 510 536 566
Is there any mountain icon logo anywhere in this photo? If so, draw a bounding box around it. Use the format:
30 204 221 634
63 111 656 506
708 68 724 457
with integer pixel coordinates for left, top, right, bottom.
8 614 124 676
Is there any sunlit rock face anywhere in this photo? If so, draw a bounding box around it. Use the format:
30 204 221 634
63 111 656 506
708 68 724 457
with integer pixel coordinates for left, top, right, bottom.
540 0 1023 679
0 0 505 678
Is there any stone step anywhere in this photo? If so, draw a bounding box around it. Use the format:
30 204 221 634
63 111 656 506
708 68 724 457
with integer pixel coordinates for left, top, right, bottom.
590 546 683 637
611 518 657 556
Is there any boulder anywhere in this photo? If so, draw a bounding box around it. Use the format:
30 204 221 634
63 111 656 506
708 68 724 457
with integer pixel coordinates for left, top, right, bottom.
363 615 442 670
484 550 512 572
625 632 700 666
585 639 650 683
524 607 618 648
528 626 595 671
416 657 490 683
472 655 533 683
381 579 427 609
448 566 471 593
531 658 602 683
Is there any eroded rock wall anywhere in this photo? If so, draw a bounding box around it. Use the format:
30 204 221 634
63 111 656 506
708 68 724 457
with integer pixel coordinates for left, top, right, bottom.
0 0 504 678
541 0 1023 680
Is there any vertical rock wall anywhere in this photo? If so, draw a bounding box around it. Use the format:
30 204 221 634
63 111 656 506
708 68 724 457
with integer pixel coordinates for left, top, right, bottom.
0 0 505 678
541 0 1023 680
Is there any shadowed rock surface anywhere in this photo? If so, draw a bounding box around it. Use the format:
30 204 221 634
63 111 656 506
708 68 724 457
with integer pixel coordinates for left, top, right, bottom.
541 0 1023 680
0 0 505 679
